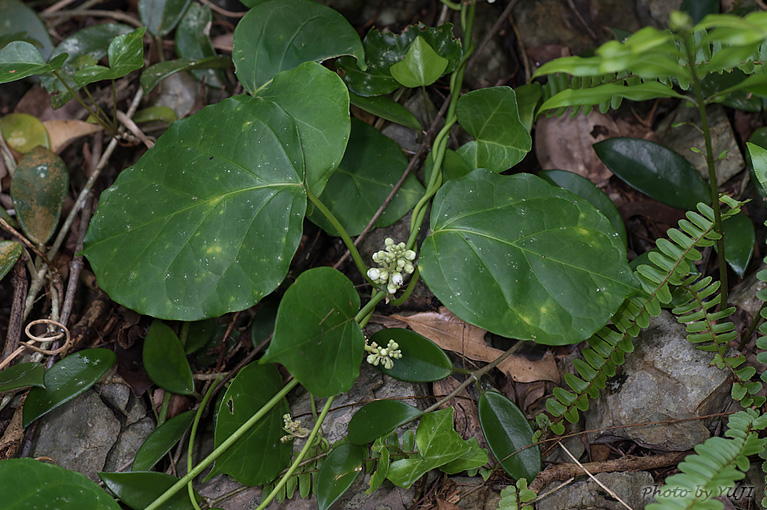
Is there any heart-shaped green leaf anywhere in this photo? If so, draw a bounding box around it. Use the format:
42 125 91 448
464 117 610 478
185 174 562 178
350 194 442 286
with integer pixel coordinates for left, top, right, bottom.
0 0 54 59
337 23 461 97
349 93 421 130
593 137 710 210
348 400 423 445
456 87 532 172
175 3 225 88
369 328 452 383
390 36 448 88
138 0 191 37
100 471 199 510
142 320 194 395
141 56 231 94
721 212 755 278
2 458 120 509
74 27 147 87
82 96 307 320
11 146 68 245
232 0 364 94
39 24 134 108
0 113 50 153
0 240 22 281
419 170 638 346
478 391 541 481
317 444 366 510
263 267 365 397
23 348 116 427
0 41 66 84
208 362 291 485
310 119 424 236
0 362 45 393
256 62 350 196
132 410 195 471
439 437 488 475
539 169 627 248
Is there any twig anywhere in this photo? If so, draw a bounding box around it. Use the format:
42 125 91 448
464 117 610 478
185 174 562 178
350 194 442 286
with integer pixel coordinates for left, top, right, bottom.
198 0 247 18
42 9 143 28
0 217 57 273
42 0 101 14
466 0 518 72
558 442 634 510
1 260 28 362
215 311 241 371
564 0 598 40
0 319 71 371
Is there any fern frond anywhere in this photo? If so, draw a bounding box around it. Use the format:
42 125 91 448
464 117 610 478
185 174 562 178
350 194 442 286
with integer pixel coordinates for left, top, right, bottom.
672 275 736 351
543 199 742 436
646 409 767 510
497 479 536 510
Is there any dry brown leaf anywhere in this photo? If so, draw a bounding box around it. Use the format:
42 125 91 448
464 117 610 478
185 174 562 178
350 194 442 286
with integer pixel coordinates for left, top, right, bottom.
44 120 102 154
436 498 461 510
391 307 560 384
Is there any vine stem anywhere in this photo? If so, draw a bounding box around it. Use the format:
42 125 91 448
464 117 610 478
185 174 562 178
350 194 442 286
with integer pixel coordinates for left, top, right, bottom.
187 376 223 510
255 397 335 510
144 378 300 510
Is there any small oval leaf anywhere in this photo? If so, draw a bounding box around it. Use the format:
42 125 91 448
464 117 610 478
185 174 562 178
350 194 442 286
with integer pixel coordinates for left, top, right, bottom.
317 444 365 510
100 471 199 510
2 458 120 510
0 240 22 281
0 362 45 393
0 113 50 153
184 318 216 355
721 212 755 278
132 410 195 471
348 400 423 445
142 320 194 395
23 348 116 427
138 0 191 37
0 41 65 84
369 328 452 383
478 391 541 481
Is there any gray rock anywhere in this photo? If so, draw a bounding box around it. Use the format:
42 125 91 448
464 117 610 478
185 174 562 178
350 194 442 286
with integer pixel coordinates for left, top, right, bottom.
637 0 683 28
104 417 155 472
96 381 148 426
536 471 655 510
381 91 439 154
586 311 732 451
195 474 261 510
30 390 121 481
655 104 744 186
729 262 767 317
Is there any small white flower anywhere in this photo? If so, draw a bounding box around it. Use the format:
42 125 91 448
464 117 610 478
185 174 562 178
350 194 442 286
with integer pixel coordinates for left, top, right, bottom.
367 268 381 281
392 273 404 287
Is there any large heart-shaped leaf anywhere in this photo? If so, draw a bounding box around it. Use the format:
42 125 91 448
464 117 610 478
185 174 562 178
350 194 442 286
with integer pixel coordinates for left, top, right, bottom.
100 471 199 510
390 36 448 88
419 170 638 346
142 320 194 395
262 267 365 397
310 119 424 236
593 137 710 210
348 400 423 445
232 0 364 94
82 96 307 320
2 458 120 510
478 391 540 481
316 444 365 510
74 27 147 87
208 362 291 485
0 41 66 84
456 87 532 172
132 410 195 471
138 0 191 37
0 240 22 281
23 348 116 427
0 362 45 393
11 147 69 245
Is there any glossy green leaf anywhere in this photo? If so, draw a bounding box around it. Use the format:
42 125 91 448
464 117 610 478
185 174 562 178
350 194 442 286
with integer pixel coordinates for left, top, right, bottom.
208 362 291 485
100 471 199 510
256 62 350 196
387 408 470 488
0 113 50 153
456 87 532 172
251 297 278 348
539 169 627 248
317 444 365 510
538 82 686 114
132 106 178 124
0 41 66 83
263 267 365 397
74 27 147 87
11 147 68 245
349 92 421 130
39 24 134 108
132 410 194 471
701 69 766 112
369 328 452 383
478 391 541 481
184 318 216 354
23 348 116 427
594 137 710 210
390 36 447 88
424 148 472 185
141 56 231 94
310 119 423 236
420 170 638 346
2 458 120 510
348 400 424 445
337 23 461 97
0 362 45 393
747 141 767 198
0 0 53 59
721 212 755 278
175 3 225 87
0 240 22 281
232 0 364 94
139 0 191 37
142 320 194 395
440 437 489 475
515 83 542 132
82 96 307 320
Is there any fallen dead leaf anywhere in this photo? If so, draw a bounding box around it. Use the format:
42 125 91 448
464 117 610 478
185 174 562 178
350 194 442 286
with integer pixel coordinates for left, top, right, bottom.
390 307 560 384
44 120 102 154
434 376 486 448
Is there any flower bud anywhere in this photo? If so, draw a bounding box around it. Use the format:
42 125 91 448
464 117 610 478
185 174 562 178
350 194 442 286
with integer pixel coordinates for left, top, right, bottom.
392 273 404 286
367 268 381 281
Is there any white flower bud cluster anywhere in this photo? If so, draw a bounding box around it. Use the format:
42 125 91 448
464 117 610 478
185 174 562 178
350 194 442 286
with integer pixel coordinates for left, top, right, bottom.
365 339 402 370
280 413 310 443
366 238 416 295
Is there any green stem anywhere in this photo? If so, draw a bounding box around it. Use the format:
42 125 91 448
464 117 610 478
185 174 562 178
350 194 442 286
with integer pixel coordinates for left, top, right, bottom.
255 397 335 510
682 31 728 308
355 290 386 323
390 267 420 306
739 302 766 350
145 378 300 510
187 377 222 510
51 70 112 131
306 187 370 282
